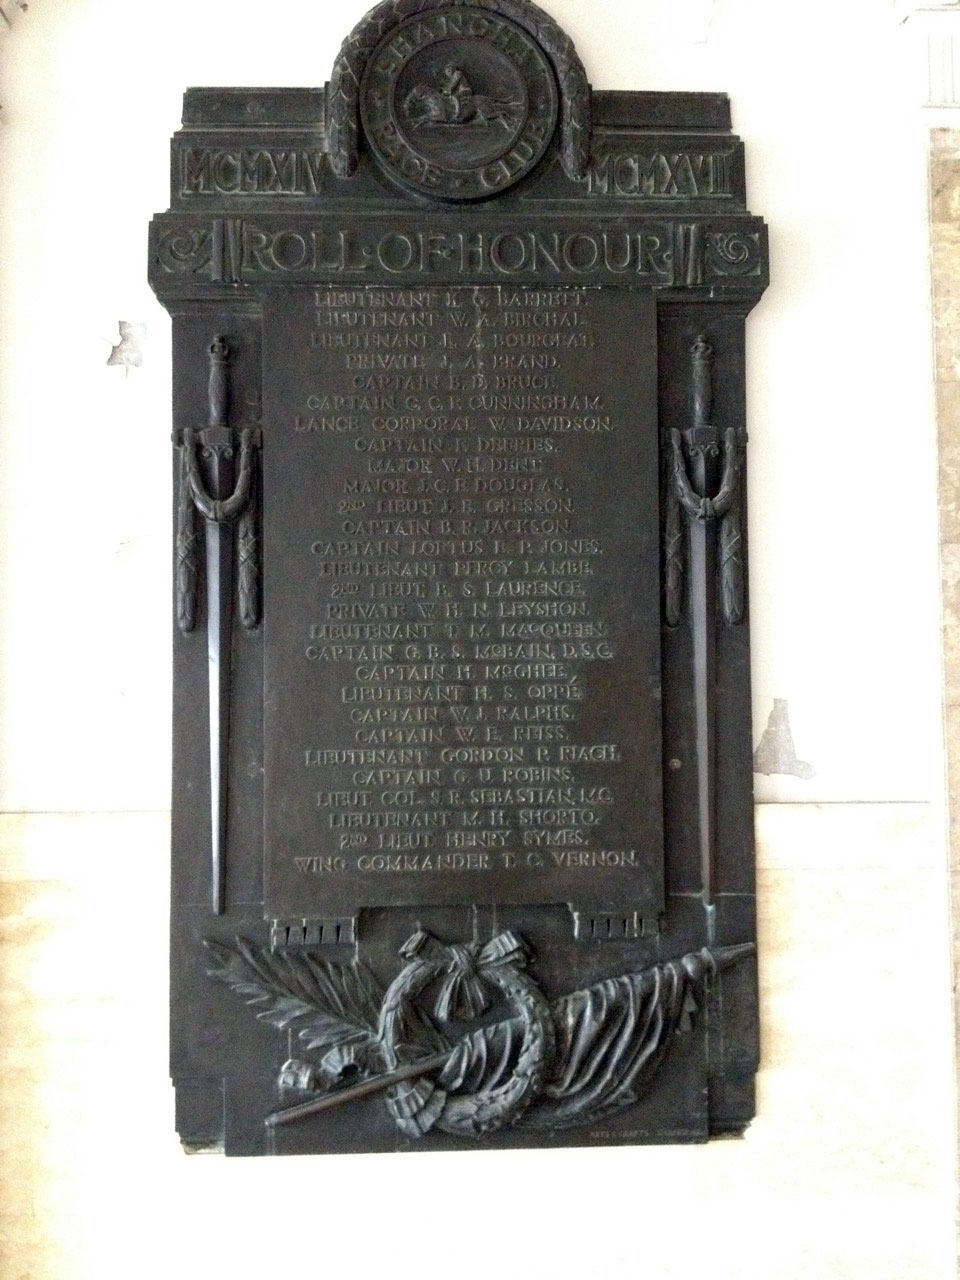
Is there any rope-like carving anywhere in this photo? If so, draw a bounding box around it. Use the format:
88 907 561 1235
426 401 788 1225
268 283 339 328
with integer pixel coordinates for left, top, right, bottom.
183 427 257 524
328 0 591 181
176 446 200 633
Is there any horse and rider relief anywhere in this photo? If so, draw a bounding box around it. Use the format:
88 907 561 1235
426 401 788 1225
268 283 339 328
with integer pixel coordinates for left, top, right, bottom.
402 65 524 130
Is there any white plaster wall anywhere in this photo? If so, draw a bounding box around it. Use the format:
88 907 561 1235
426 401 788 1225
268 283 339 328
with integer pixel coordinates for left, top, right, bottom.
0 2 955 1279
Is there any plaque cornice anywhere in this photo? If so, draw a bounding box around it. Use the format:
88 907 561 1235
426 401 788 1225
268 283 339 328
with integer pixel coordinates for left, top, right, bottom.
178 86 732 134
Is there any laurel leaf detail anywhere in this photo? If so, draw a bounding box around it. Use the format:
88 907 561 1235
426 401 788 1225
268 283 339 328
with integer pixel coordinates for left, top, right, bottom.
204 938 383 1053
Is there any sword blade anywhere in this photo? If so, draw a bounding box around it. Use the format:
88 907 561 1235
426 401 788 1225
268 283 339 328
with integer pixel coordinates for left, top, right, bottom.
687 337 721 945
198 335 236 916
205 513 234 915
689 517 717 942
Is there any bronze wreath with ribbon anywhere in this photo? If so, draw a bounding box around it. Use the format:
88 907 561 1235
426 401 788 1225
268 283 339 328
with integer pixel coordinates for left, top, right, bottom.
378 929 555 1139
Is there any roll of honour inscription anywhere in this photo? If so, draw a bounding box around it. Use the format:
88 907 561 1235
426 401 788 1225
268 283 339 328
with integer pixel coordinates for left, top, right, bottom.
151 0 767 1155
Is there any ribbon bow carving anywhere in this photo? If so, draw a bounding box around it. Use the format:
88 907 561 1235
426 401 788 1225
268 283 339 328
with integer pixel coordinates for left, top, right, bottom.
399 930 528 1021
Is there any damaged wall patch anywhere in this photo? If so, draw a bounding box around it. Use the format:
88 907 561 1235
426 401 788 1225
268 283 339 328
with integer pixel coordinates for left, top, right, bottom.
754 698 816 780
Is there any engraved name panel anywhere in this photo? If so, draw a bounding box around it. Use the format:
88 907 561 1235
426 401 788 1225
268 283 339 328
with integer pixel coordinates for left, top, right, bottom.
262 286 663 918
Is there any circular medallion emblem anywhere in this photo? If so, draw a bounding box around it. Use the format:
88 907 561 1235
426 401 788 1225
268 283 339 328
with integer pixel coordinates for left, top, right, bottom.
360 12 559 201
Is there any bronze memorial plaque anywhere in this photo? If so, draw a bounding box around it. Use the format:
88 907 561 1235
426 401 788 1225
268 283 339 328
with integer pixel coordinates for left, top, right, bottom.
150 0 768 1156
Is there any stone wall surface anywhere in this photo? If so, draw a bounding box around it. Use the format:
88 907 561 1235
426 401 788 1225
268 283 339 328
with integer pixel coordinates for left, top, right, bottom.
930 128 960 1271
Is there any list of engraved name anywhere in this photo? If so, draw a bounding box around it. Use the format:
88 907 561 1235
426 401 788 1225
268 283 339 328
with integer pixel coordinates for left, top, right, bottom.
286 285 642 892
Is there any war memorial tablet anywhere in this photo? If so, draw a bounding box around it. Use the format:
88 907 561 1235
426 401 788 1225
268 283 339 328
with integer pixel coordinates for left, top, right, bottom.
150 0 768 1156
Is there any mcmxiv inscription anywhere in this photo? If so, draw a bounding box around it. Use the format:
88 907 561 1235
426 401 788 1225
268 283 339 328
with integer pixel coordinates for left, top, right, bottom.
181 148 328 197
150 0 767 1158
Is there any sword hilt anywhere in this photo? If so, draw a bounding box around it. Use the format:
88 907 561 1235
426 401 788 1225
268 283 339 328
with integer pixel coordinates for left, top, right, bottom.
208 336 230 429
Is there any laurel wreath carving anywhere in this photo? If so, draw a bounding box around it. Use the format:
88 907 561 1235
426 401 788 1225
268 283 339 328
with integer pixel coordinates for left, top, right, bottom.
176 447 200 633
667 425 747 625
720 503 745 624
327 0 591 181
205 934 755 1138
376 930 555 1138
663 485 685 628
670 426 739 524
237 463 261 631
182 427 257 525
